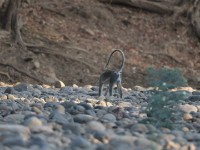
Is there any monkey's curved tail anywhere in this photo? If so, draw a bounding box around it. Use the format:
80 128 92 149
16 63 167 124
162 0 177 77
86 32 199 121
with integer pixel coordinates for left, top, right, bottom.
104 49 125 72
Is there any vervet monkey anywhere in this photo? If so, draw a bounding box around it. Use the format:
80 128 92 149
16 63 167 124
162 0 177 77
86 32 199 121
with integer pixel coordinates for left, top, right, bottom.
98 49 125 98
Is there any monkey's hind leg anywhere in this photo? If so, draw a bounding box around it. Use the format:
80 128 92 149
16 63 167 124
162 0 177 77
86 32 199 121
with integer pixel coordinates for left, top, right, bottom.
117 81 123 98
109 82 115 97
104 86 109 96
99 83 103 96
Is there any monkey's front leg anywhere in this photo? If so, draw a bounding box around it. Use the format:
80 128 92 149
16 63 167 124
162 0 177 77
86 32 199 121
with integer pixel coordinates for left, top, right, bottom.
98 81 103 97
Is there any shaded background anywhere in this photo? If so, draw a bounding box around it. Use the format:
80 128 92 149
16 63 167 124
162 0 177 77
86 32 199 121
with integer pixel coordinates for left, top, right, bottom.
0 0 199 89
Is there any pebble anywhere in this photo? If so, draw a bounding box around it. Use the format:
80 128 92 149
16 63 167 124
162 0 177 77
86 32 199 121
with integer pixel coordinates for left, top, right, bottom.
59 86 74 94
71 136 92 148
4 87 16 94
101 135 137 150
93 131 111 143
183 113 193 121
14 83 31 92
4 114 25 124
74 114 94 123
196 105 200 111
117 101 132 107
192 91 200 95
182 127 189 132
87 120 106 131
76 105 86 112
96 100 108 107
179 104 198 113
32 106 43 114
131 123 148 133
49 111 72 125
0 94 7 99
79 102 93 110
24 116 43 128
30 125 53 133
101 113 117 122
189 95 200 101
96 109 107 117
165 140 181 149
63 122 84 135
188 143 196 150
2 133 27 147
32 89 42 98
7 94 17 100
85 109 96 116
29 134 49 148
0 124 30 135
55 104 65 114
54 80 65 88
44 96 58 102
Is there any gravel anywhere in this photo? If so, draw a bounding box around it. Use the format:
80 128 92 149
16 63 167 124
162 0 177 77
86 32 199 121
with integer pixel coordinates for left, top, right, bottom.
0 82 199 150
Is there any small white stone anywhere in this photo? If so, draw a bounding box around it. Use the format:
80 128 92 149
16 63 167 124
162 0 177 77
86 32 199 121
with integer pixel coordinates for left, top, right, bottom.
183 113 193 121
54 80 65 88
179 104 197 113
24 117 43 128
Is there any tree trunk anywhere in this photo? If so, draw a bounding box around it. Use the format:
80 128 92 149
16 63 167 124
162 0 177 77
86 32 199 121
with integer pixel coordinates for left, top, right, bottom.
191 0 200 39
1 0 21 31
0 0 24 45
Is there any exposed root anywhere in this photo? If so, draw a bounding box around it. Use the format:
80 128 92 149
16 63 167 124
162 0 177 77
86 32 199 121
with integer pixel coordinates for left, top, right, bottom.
10 7 95 72
0 71 11 80
11 17 97 73
143 52 182 64
99 0 176 14
20 44 98 72
0 63 43 83
100 0 200 40
40 5 66 17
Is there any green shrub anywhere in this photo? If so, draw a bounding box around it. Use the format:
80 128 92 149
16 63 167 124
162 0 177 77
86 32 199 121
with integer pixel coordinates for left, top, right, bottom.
145 91 186 128
146 66 187 91
143 66 188 128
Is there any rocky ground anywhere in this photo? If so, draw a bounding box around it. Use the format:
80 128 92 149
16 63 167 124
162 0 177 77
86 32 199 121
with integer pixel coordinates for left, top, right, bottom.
0 82 200 150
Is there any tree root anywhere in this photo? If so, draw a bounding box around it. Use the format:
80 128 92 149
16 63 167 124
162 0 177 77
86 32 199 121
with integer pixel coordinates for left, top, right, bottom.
0 71 11 80
11 7 97 73
40 5 66 17
99 0 176 14
49 41 90 54
142 52 182 64
26 45 99 72
100 0 200 40
0 63 43 83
